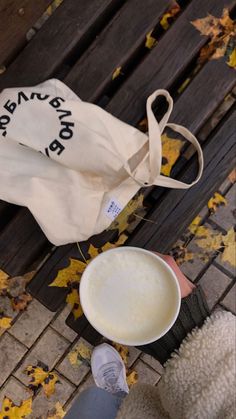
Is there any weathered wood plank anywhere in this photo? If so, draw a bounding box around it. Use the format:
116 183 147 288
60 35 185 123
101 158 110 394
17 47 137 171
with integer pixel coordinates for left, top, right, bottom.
0 0 52 66
65 0 171 102
106 0 236 124
128 110 236 251
0 0 124 90
0 201 19 232
0 208 51 276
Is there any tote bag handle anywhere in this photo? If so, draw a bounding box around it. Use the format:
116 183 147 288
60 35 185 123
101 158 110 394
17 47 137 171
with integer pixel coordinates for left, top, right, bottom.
145 89 204 189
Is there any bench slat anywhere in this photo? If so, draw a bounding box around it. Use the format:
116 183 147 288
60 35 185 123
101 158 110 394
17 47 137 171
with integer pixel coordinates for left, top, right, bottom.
65 0 171 102
0 208 51 275
0 0 52 66
106 0 236 124
129 110 236 251
0 0 123 90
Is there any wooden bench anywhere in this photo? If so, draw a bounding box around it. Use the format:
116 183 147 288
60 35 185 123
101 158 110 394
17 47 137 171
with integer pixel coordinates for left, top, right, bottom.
0 0 235 344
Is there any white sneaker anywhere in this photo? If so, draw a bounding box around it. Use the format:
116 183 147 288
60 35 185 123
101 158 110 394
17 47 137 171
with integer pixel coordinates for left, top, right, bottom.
91 343 129 394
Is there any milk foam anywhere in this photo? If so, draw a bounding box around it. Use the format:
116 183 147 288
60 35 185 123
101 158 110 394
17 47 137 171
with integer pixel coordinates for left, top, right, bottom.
81 249 179 343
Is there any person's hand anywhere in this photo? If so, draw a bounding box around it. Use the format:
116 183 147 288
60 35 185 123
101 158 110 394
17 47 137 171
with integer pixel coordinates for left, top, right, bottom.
153 253 195 298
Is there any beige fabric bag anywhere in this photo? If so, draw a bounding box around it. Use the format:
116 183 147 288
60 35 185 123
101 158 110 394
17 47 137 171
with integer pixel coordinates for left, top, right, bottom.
0 79 203 245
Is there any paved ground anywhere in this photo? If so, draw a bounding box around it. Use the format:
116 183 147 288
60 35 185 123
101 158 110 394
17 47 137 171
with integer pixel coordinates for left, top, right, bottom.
0 172 235 418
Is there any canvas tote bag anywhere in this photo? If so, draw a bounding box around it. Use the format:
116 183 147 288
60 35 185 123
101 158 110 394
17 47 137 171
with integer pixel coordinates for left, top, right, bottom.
0 79 203 245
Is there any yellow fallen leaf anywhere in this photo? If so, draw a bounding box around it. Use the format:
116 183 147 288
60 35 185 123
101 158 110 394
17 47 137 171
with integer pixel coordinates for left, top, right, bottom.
0 397 32 419
0 314 12 333
88 244 99 259
221 228 236 267
42 372 59 398
49 259 87 287
195 226 223 251
192 8 236 65
145 30 157 49
227 48 236 68
188 215 203 235
47 402 66 419
101 234 128 252
66 288 83 320
26 363 59 398
207 192 227 214
160 4 181 30
126 370 138 387
161 133 183 176
26 365 48 386
112 66 122 80
0 270 9 295
112 343 129 365
68 341 92 367
108 194 144 234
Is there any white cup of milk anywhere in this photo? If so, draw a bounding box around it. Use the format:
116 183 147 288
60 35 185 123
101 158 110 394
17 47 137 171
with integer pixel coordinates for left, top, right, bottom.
80 247 181 346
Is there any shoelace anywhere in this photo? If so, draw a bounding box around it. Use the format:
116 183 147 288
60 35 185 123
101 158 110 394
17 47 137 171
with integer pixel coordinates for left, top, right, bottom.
97 363 122 393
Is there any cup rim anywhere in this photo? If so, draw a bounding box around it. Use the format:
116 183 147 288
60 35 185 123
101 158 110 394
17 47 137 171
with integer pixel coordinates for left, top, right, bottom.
80 246 181 346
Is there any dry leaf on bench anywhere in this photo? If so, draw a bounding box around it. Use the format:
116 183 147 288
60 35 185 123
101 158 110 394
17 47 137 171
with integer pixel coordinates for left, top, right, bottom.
161 133 183 176
207 192 227 214
68 341 92 367
160 3 181 30
192 8 236 67
0 397 32 419
88 234 128 259
108 194 144 234
26 362 59 398
66 288 83 320
228 47 236 67
49 259 87 287
47 402 66 419
112 67 122 80
0 270 9 295
145 30 157 49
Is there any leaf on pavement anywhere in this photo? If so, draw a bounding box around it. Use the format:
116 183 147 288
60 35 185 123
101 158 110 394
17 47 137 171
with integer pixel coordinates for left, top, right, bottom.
26 363 59 398
68 341 92 367
66 288 83 320
0 270 9 295
126 370 138 387
145 30 157 49
49 259 87 287
161 133 184 176
207 192 227 214
108 194 144 234
0 313 12 334
0 397 32 419
112 343 129 365
112 67 122 80
192 8 236 67
188 215 203 235
11 292 32 312
47 402 66 419
221 228 236 267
